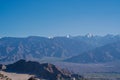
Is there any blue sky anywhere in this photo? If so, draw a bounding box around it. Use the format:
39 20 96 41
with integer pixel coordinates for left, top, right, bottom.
0 0 120 37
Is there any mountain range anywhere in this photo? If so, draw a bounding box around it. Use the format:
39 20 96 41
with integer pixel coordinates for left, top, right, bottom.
65 41 120 63
0 34 120 63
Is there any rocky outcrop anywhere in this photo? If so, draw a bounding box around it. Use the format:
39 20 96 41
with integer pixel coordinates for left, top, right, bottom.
3 60 84 80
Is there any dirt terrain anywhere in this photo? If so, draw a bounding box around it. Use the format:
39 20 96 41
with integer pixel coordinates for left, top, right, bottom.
0 71 33 80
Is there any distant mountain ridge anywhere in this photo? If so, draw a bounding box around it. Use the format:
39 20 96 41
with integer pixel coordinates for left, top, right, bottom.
0 34 120 63
65 41 120 63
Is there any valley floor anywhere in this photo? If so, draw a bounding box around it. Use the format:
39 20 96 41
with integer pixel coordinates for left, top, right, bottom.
84 73 120 80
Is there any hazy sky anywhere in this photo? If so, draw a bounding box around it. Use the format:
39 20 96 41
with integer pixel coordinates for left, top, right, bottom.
0 0 120 37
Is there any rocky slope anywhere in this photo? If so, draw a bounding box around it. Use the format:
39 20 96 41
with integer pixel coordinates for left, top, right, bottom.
0 71 32 80
0 72 11 80
2 60 84 80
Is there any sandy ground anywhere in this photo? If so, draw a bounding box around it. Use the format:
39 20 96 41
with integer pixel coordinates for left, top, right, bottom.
0 71 33 80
